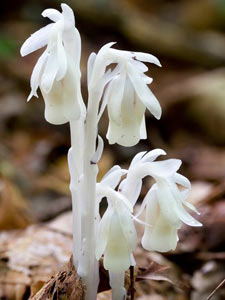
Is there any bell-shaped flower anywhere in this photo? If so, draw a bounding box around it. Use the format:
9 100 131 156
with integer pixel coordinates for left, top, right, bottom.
21 3 85 125
141 175 202 252
119 149 202 252
96 168 137 300
88 43 162 146
141 183 179 252
96 183 137 273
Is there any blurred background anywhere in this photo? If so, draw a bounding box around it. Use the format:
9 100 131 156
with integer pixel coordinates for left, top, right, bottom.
0 0 225 299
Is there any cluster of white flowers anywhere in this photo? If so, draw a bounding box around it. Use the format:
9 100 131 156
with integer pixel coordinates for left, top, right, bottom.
21 4 202 300
95 150 201 299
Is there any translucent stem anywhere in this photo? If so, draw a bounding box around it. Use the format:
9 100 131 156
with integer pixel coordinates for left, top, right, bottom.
78 89 102 300
109 271 126 300
69 118 85 268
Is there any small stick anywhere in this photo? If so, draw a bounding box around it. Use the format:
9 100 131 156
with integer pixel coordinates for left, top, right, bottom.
206 278 225 300
130 266 135 300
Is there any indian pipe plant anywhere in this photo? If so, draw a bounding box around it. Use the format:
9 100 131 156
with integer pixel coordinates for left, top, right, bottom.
21 4 202 300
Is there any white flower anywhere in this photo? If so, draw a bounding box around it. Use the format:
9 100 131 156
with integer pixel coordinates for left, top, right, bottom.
141 177 201 252
96 167 137 273
119 150 202 252
88 43 162 146
21 3 85 125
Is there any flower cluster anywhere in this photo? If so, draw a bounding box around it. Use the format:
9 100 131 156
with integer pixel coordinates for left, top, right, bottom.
21 4 202 300
21 3 84 125
96 150 201 299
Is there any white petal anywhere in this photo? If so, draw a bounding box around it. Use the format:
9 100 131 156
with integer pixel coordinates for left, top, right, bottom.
162 181 202 227
135 184 157 218
173 173 191 189
107 119 141 147
127 63 162 119
148 159 182 178
41 46 58 93
107 73 126 125
130 151 147 168
89 42 116 88
102 165 121 181
41 81 68 125
42 8 62 22
134 52 161 67
142 149 166 163
142 74 153 84
97 77 110 122
55 33 67 81
156 180 182 226
61 3 75 25
101 167 126 190
130 60 148 72
96 207 114 260
104 212 131 272
142 213 179 252
183 200 200 215
92 135 104 164
140 116 147 139
62 27 81 74
28 50 48 101
117 205 137 251
20 24 53 56
87 52 97 85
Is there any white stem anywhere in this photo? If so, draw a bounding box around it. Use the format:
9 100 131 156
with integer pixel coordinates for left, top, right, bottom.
69 118 85 268
109 271 126 300
78 89 102 300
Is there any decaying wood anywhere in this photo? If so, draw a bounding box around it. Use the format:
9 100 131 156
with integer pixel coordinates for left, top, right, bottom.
30 256 85 300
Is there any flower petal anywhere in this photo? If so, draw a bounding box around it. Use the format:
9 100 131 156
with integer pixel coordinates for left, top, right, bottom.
130 60 148 72
134 52 161 67
107 73 126 125
61 3 75 26
55 33 67 81
127 63 162 120
101 167 126 190
148 159 182 178
117 205 137 251
92 135 104 164
166 181 202 227
142 149 166 163
87 52 97 85
96 207 114 260
173 173 191 189
130 151 147 168
140 116 147 139
104 212 132 272
20 24 53 56
142 213 180 252
28 50 48 101
41 46 58 93
42 8 62 22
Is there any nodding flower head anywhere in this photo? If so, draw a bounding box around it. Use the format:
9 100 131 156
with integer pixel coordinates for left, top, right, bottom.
118 150 202 252
95 166 137 273
88 43 162 147
21 3 85 125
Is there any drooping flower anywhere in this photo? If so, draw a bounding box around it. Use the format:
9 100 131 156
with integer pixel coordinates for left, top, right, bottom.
88 43 162 146
21 3 85 125
95 167 137 300
119 150 202 252
141 176 201 252
96 167 137 272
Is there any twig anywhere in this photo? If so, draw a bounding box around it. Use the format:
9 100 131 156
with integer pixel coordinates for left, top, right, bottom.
130 266 135 300
206 278 225 300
